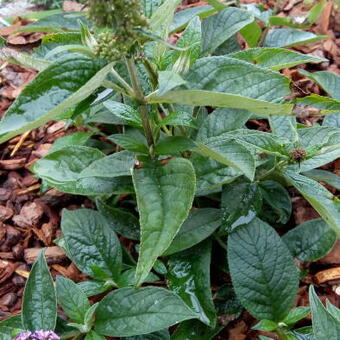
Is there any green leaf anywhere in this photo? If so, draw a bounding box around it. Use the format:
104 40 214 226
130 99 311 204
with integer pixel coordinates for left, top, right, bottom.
228 217 299 321
308 0 325 24
0 315 23 339
33 146 104 183
79 151 135 178
125 329 170 339
17 12 89 33
196 107 250 141
33 32 82 60
269 115 298 141
252 320 278 331
97 200 140 240
300 70 340 100
167 240 216 326
159 111 197 128
32 146 131 195
264 28 326 48
77 280 110 297
297 126 340 151
194 160 240 194
0 55 111 144
158 71 187 95
116 267 159 287
85 331 106 340
303 169 340 190
268 16 310 28
195 139 255 180
296 94 340 114
49 132 93 153
56 276 90 323
326 300 340 321
220 180 262 234
259 180 292 224
283 218 336 262
184 56 290 102
309 286 340 340
229 48 326 71
164 208 221 255
147 89 294 116
155 136 196 155
201 7 254 54
0 48 51 71
142 0 166 18
95 287 197 336
171 6 215 33
108 134 149 153
239 21 262 48
172 16 201 73
103 101 143 127
133 158 196 286
61 209 122 281
283 170 340 235
150 0 181 40
146 55 292 114
219 129 286 156
282 307 311 326
22 250 57 331
171 320 222 340
323 114 340 128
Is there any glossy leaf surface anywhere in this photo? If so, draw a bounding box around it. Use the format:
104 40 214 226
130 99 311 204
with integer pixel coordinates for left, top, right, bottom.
22 250 57 331
133 158 196 285
95 287 197 336
228 218 299 321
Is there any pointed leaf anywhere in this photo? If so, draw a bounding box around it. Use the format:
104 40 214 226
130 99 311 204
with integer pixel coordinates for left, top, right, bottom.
164 208 221 255
283 171 340 235
22 250 57 331
171 320 222 340
309 286 340 340
158 71 187 95
103 101 143 127
133 158 196 286
229 47 326 71
95 287 197 336
0 55 111 143
264 29 326 48
61 209 122 281
196 107 250 141
195 139 255 180
201 7 254 54
167 240 216 326
228 218 299 321
283 218 336 262
56 276 90 323
79 151 135 178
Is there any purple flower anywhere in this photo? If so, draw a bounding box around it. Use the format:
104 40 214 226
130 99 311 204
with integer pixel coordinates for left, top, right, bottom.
13 331 59 340
13 331 32 340
31 331 59 340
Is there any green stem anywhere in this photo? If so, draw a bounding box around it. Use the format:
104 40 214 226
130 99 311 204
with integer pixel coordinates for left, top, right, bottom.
110 67 134 95
276 328 289 340
125 57 155 152
141 57 158 90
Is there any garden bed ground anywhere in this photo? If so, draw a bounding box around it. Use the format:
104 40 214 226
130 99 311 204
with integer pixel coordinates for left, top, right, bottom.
0 0 339 339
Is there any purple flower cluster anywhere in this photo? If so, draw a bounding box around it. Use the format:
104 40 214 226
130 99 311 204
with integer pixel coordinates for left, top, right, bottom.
13 330 59 340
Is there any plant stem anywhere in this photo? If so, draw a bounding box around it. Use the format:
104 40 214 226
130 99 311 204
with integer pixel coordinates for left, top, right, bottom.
276 328 289 340
125 57 155 152
110 67 134 95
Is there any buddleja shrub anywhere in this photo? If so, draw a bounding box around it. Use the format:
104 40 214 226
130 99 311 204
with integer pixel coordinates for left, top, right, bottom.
0 0 339 339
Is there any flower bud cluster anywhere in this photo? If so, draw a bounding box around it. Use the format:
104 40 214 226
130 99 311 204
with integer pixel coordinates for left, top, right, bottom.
86 0 148 61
